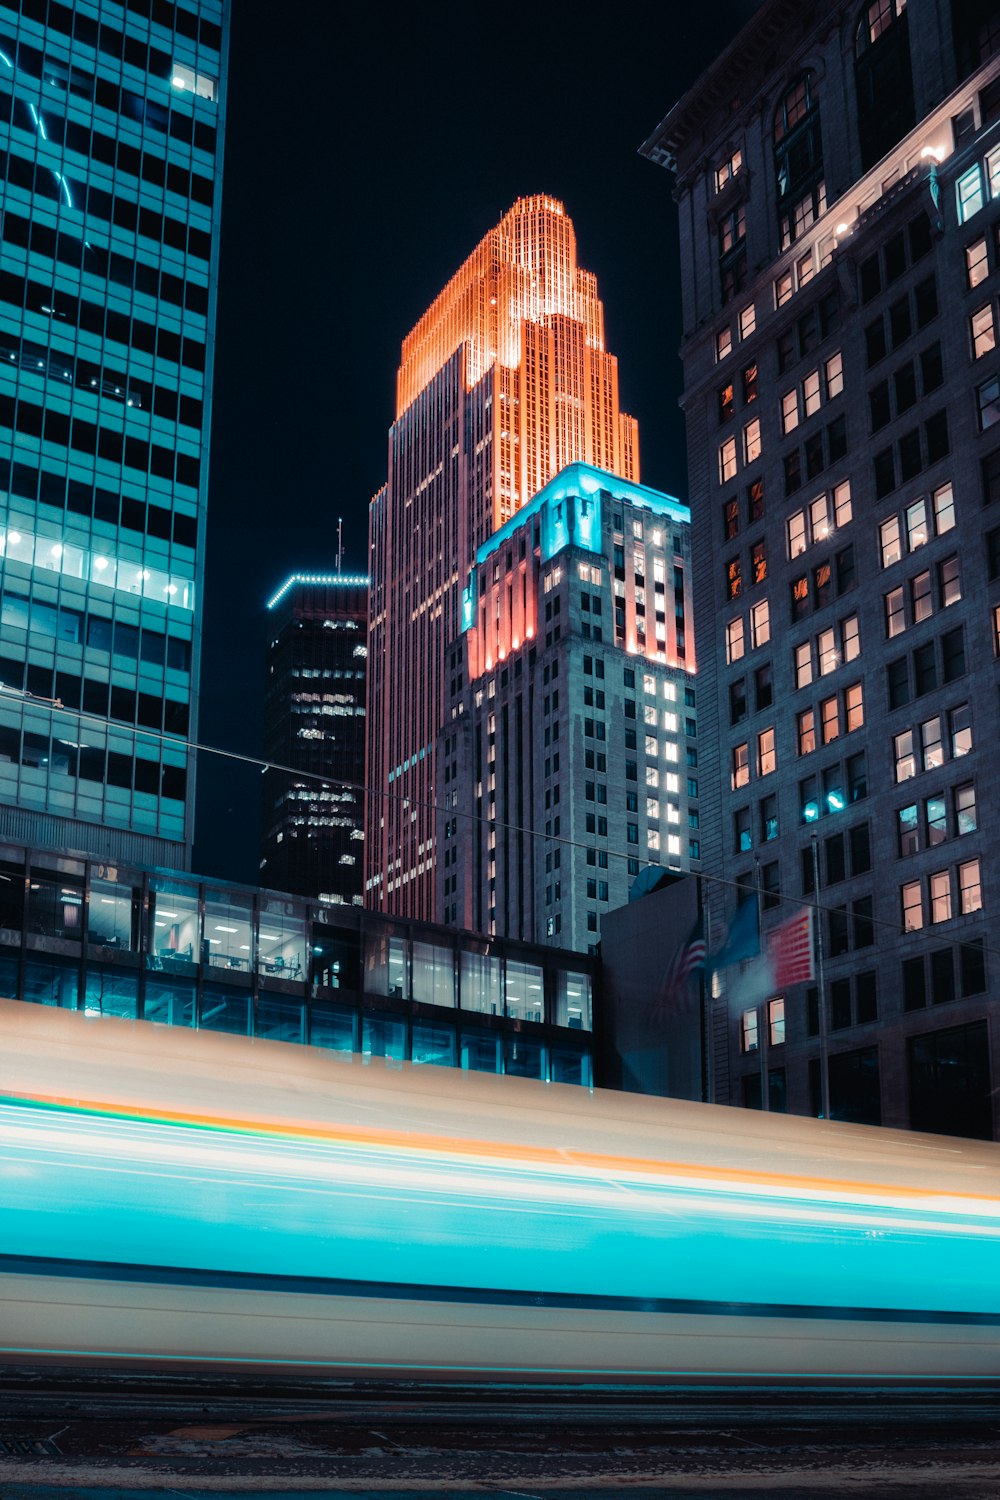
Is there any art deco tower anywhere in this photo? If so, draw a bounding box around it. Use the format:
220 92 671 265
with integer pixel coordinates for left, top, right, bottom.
367 195 639 920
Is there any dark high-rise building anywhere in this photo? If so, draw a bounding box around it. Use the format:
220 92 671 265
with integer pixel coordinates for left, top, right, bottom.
260 574 368 905
642 0 1000 1137
0 0 229 867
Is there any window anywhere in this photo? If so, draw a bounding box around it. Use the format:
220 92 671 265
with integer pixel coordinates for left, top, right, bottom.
894 728 916 783
720 435 738 483
751 541 767 585
797 707 816 755
957 163 984 223
723 498 739 538
977 375 1000 431
751 599 770 647
821 695 840 744
744 417 762 465
939 555 961 608
719 383 735 423
817 628 837 676
757 727 776 776
930 870 952 924
955 782 977 836
880 515 902 569
742 1007 759 1052
782 389 800 434
761 794 779 842
898 802 919 856
959 859 982 914
726 558 742 599
717 326 733 362
732 742 750 789
966 237 988 289
735 806 752 853
825 350 844 398
726 616 745 663
971 303 997 359
845 683 864 731
739 304 756 340
743 362 758 403
768 996 785 1045
950 703 972 758
715 146 743 191
902 880 922 931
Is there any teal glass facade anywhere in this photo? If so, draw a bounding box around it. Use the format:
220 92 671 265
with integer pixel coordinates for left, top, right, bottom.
0 839 594 1087
0 0 228 866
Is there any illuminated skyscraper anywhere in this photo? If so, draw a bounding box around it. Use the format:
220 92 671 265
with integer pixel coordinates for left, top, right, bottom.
367 195 639 919
0 1 228 867
260 574 368 905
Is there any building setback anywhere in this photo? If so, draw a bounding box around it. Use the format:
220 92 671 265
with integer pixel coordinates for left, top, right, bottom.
642 0 1000 1138
260 574 368 905
438 462 696 953
367 195 639 922
0 0 228 868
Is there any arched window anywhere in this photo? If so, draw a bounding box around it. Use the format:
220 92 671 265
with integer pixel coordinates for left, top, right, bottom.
773 74 825 252
855 0 915 171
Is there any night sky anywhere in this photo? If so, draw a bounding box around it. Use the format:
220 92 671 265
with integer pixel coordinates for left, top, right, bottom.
194 0 762 884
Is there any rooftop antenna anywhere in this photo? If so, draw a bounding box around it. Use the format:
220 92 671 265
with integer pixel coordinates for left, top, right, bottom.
336 517 343 575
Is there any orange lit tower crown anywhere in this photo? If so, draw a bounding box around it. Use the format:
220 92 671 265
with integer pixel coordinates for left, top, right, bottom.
367 195 639 919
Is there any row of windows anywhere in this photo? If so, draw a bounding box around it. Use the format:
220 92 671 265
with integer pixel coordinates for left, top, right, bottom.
0 389 200 490
783 414 848 496
902 942 987 1011
884 556 960 636
1 207 211 332
0 144 211 263
802 821 871 890
780 351 843 434
859 214 934 305
0 720 185 801
863 276 938 372
0 643 188 735
897 784 976 855
894 702 971 782
868 342 943 432
901 859 982 929
0 29 217 155
722 478 765 540
886 627 966 709
787 480 851 556
0 454 197 549
793 612 860 688
0 330 203 431
799 750 868 822
17 0 223 58
0 587 190 670
955 143 1000 225
724 598 770 663
790 545 854 620
2 89 215 205
795 682 864 754
878 482 955 566
873 409 949 497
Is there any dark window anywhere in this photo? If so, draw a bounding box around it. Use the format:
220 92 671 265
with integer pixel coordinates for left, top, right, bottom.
902 956 926 1011
908 1020 991 1139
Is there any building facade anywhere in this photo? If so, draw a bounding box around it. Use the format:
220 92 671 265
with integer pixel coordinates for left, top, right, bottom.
260 573 368 904
0 838 595 1088
0 0 229 868
438 462 696 953
642 0 1000 1137
367 195 639 921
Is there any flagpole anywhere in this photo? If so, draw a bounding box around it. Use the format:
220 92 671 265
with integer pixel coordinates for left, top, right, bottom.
754 855 770 1112
702 883 713 1106
811 833 831 1121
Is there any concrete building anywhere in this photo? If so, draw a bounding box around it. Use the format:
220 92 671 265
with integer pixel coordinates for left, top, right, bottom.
366 196 639 922
438 462 696 953
260 574 368 905
0 0 229 867
642 0 1000 1138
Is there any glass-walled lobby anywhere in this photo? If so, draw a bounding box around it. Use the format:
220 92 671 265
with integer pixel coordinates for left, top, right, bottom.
0 844 593 1087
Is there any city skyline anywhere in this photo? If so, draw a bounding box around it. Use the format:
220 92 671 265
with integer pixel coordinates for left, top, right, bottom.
366 195 640 921
195 0 761 882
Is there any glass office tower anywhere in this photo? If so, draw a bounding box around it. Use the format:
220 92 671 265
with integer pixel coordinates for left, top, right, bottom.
0 0 228 867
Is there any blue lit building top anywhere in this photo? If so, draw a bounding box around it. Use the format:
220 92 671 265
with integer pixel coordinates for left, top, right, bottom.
267 574 370 611
476 463 690 568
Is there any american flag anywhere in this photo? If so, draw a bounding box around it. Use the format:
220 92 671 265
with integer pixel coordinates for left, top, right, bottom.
767 906 814 987
649 918 707 1021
